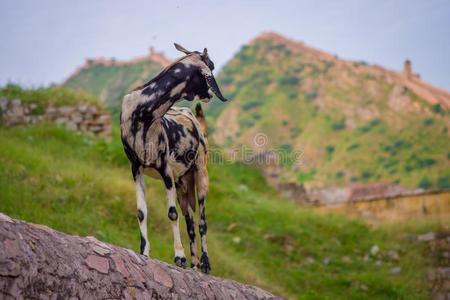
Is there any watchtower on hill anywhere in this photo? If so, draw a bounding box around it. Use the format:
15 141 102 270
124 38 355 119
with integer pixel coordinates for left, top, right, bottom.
403 59 412 79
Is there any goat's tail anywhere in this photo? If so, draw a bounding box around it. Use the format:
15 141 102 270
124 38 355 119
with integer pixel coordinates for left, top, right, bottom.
195 103 208 137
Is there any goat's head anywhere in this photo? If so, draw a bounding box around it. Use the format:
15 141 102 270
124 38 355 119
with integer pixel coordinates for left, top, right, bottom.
173 43 228 103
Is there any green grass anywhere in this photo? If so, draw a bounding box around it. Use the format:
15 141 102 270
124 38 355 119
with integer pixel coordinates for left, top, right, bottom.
0 124 445 299
0 83 101 108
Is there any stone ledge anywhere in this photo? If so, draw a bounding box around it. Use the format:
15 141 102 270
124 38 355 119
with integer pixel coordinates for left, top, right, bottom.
0 98 111 137
0 212 281 299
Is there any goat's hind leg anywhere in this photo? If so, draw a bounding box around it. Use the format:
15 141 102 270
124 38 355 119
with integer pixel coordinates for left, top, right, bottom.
196 164 211 274
178 171 199 268
135 171 150 256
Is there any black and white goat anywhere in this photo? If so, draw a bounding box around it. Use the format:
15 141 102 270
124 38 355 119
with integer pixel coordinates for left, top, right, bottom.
120 43 227 273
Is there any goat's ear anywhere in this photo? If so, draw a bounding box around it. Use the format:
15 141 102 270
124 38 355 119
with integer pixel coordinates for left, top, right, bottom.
174 43 191 55
203 48 208 56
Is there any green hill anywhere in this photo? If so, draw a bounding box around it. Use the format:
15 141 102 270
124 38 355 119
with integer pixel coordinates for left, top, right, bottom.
63 50 170 115
208 32 450 189
0 122 444 299
61 33 449 190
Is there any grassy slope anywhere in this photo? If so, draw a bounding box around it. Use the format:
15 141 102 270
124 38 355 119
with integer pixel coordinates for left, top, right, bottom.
0 84 102 108
0 124 446 299
208 38 450 189
64 61 163 115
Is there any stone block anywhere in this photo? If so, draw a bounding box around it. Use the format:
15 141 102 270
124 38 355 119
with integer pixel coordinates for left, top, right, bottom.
65 121 78 131
86 106 98 114
70 112 83 123
78 105 88 113
55 118 66 125
97 114 110 122
89 125 103 133
58 106 75 115
11 99 21 106
0 98 8 111
46 106 57 114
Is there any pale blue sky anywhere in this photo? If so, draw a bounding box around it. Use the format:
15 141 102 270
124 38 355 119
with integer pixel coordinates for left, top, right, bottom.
1 0 449 90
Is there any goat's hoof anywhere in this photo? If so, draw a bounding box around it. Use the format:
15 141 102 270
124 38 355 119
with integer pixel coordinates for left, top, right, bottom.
174 256 187 268
200 253 211 274
191 262 200 270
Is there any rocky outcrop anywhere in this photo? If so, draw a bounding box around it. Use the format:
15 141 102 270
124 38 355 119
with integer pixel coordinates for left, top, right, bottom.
0 98 111 137
0 213 280 299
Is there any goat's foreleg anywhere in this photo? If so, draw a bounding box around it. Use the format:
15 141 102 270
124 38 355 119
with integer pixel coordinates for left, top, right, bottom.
135 172 150 256
196 165 211 274
159 164 186 268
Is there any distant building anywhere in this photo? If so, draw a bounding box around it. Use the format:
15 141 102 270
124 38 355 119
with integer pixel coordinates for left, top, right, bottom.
403 59 420 79
403 59 412 79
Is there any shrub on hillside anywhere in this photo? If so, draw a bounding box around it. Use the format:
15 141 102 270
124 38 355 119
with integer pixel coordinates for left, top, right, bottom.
347 143 360 151
403 154 437 172
382 139 411 156
335 171 345 178
389 168 398 175
331 118 346 131
287 90 298 100
290 127 302 138
278 144 295 167
356 119 382 134
415 157 437 168
251 112 262 120
305 90 318 102
417 177 432 189
361 170 373 181
242 100 262 111
357 125 371 133
350 176 359 182
325 144 335 156
239 119 254 129
436 175 450 189
431 103 442 114
278 75 300 86
369 118 381 127
422 118 434 126
382 158 399 169
279 143 292 152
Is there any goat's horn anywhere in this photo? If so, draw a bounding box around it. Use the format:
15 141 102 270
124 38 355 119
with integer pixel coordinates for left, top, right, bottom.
204 74 228 102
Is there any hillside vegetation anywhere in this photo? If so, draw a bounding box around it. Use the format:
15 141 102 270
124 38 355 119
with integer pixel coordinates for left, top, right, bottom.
208 32 450 189
64 56 167 114
0 84 101 108
0 123 445 299
59 32 449 190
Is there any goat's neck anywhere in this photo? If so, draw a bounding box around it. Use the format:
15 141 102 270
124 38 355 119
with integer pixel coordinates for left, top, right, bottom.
129 84 183 139
149 96 177 122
